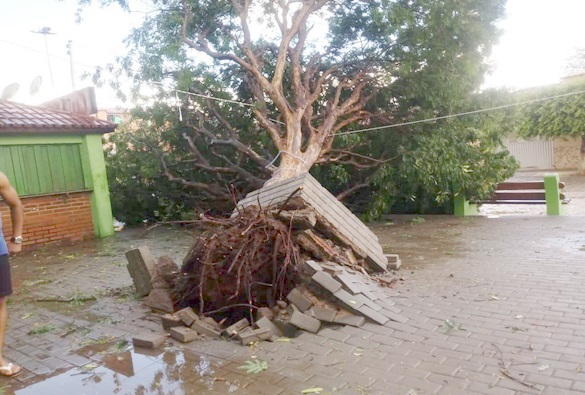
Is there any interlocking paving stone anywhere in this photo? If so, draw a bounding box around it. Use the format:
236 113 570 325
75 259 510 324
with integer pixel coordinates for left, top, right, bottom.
334 272 363 294
7 213 585 394
333 289 364 309
311 271 342 294
352 293 382 311
357 305 389 325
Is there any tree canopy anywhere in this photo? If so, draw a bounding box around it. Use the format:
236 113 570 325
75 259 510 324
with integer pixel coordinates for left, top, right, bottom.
496 77 585 174
83 0 518 222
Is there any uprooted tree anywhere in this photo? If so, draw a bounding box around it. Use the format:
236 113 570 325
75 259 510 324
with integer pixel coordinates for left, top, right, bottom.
85 0 516 223
81 0 520 321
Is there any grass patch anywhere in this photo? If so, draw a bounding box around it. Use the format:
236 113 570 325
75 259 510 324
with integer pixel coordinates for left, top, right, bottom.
66 290 97 306
108 339 129 352
506 326 528 333
22 279 53 287
80 336 116 347
442 319 466 334
28 324 56 335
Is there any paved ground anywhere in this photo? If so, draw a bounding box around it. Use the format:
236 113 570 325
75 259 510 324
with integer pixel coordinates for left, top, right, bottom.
1 170 585 394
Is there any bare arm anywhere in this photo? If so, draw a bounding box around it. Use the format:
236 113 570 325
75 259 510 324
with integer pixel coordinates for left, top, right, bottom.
0 172 23 253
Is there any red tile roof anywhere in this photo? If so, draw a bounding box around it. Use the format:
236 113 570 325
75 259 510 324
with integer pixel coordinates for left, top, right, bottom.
0 99 116 134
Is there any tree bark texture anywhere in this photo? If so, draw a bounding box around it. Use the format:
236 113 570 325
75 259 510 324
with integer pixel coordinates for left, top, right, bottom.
180 0 375 184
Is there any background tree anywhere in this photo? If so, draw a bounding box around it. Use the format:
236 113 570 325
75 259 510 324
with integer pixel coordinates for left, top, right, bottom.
85 0 517 221
509 77 585 175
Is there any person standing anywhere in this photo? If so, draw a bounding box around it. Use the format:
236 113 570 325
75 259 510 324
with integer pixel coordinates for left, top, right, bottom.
0 171 24 378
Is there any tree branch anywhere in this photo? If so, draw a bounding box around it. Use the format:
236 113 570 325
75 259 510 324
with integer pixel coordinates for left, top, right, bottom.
160 154 231 200
336 180 371 202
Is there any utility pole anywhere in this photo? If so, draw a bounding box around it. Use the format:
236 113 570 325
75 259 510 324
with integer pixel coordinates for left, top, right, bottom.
31 27 55 88
67 40 76 90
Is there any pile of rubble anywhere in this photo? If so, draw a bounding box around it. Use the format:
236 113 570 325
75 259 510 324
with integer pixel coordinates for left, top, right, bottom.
126 174 406 349
129 255 406 349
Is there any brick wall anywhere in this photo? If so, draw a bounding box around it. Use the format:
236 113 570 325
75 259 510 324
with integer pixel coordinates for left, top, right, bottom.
554 137 581 169
1 191 95 248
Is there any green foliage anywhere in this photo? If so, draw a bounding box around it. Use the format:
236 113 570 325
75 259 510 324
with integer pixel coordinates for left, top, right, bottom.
105 122 193 224
442 319 466 334
314 0 516 217
27 324 56 335
511 78 585 139
83 0 515 219
237 360 268 374
356 122 517 218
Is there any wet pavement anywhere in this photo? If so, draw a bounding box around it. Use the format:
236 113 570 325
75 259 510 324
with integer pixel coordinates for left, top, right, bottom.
1 170 585 394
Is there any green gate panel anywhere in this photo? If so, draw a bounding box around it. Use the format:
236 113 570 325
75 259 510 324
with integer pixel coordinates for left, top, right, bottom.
0 144 85 196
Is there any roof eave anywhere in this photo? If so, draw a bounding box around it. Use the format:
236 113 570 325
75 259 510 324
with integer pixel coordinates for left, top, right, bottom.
0 126 117 135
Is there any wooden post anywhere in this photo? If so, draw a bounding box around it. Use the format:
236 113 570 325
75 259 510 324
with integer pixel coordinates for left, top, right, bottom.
544 173 562 216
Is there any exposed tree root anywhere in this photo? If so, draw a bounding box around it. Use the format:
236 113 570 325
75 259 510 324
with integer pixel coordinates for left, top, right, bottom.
173 206 303 323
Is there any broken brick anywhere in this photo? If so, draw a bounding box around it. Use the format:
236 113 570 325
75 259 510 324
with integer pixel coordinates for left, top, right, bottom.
202 317 221 330
238 327 273 345
175 307 199 327
384 254 402 270
256 307 274 321
132 333 167 349
170 326 199 343
143 288 175 314
125 246 156 297
289 310 321 333
223 318 250 337
306 306 337 323
255 316 283 337
272 318 299 338
191 320 222 338
161 314 183 330
286 288 313 312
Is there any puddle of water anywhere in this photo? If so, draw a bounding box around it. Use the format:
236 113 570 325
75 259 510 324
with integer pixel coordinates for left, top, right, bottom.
9 343 240 395
370 218 470 269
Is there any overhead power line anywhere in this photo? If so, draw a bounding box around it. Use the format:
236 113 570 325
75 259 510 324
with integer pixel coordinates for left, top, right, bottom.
336 89 585 136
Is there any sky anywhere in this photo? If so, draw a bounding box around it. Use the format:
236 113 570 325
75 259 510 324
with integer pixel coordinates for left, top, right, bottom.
1 0 585 108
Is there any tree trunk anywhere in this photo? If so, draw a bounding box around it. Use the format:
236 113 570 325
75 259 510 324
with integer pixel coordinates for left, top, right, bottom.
265 153 310 186
264 141 323 186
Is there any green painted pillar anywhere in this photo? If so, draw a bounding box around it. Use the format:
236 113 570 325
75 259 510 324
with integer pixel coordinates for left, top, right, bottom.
453 194 479 216
80 134 114 237
544 173 562 216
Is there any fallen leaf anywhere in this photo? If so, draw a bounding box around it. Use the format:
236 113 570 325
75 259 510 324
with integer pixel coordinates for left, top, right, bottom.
538 365 549 371
80 363 98 372
301 388 324 394
237 360 268 374
275 338 291 342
